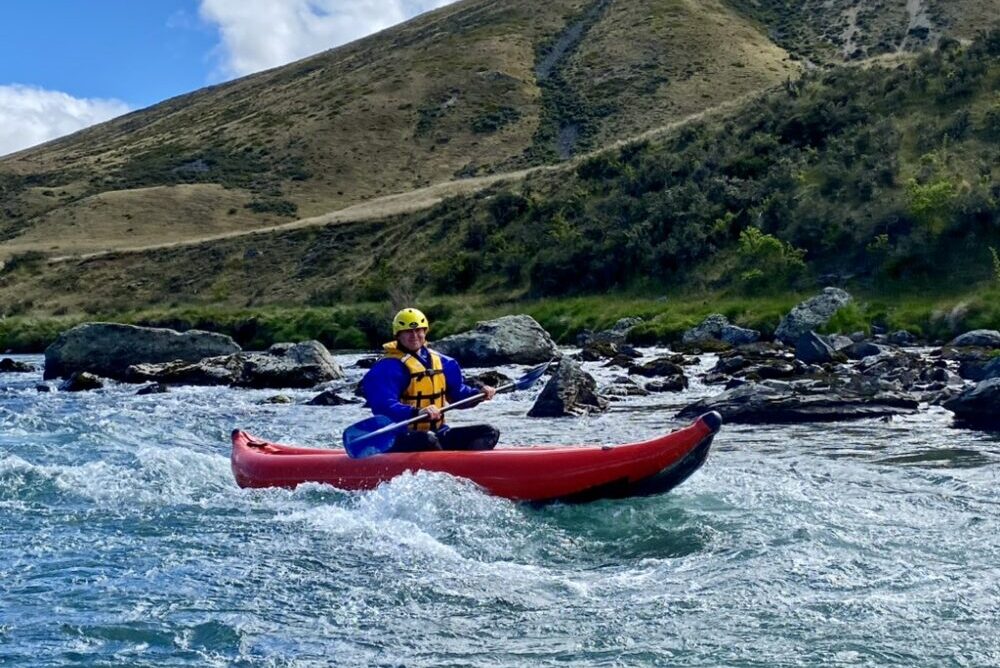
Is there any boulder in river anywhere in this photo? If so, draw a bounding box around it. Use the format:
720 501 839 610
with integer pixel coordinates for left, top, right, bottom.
774 288 852 344
682 314 760 347
938 346 999 381
307 390 360 406
645 377 688 392
600 376 650 399
844 341 888 360
0 358 36 373
433 315 559 367
628 356 686 378
943 378 1000 430
239 341 345 389
466 370 512 389
948 330 1000 348
676 380 918 424
528 358 608 417
59 372 105 392
579 340 642 362
794 331 839 365
577 317 643 347
44 323 241 380
887 330 918 346
125 340 344 389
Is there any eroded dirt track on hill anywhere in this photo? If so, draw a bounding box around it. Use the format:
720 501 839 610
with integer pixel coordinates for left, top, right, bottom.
47 169 539 263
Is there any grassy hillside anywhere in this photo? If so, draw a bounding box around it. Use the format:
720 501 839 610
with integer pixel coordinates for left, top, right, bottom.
0 0 798 260
1 31 996 325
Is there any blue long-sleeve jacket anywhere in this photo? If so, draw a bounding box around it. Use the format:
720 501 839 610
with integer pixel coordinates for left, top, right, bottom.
360 347 481 430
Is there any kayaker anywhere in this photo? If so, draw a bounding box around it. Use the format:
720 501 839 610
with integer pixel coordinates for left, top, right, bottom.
360 307 500 453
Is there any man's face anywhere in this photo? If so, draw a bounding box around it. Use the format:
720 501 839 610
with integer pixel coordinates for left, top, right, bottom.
397 327 427 351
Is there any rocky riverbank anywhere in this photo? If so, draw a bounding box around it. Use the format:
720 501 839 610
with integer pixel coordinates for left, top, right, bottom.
22 291 1000 432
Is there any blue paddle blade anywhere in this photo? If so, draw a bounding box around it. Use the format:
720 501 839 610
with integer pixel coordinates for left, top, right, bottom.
342 415 398 459
513 360 552 391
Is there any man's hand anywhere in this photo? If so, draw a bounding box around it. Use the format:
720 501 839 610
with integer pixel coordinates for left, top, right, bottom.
481 385 497 401
422 405 443 421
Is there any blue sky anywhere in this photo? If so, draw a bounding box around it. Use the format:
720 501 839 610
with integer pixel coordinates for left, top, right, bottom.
0 0 457 156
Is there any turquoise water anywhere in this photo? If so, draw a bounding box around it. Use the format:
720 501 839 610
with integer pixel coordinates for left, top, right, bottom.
2 352 999 667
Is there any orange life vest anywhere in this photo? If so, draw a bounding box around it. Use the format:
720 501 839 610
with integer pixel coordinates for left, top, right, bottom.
382 341 448 431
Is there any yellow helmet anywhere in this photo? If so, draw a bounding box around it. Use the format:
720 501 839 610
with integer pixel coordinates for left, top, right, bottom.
392 307 429 335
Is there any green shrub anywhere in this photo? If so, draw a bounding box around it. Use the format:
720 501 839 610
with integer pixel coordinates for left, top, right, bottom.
245 198 298 217
2 251 47 274
735 227 807 289
471 107 521 133
906 178 956 232
820 303 870 336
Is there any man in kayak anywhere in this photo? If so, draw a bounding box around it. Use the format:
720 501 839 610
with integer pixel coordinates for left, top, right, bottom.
360 307 500 453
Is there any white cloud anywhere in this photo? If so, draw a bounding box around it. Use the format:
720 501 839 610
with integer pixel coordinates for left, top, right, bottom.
0 84 131 157
199 0 458 78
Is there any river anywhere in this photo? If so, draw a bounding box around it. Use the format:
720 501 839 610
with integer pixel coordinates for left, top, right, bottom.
2 351 998 666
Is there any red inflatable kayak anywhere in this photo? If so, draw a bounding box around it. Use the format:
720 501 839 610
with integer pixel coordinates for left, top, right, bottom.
231 412 721 503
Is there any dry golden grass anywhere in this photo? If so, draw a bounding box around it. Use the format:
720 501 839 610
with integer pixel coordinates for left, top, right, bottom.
0 0 801 261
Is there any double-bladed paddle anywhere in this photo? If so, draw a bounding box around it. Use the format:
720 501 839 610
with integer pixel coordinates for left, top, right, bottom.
342 359 554 459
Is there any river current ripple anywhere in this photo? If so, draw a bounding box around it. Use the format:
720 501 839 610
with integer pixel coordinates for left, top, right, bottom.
2 350 998 667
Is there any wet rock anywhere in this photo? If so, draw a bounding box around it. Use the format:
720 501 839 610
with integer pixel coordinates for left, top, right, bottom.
706 343 806 384
754 362 800 379
704 372 732 385
433 315 559 367
240 341 345 388
774 288 852 344
673 339 732 354
938 346 997 381
677 380 918 424
682 314 760 347
136 383 168 395
795 331 838 365
125 340 344 389
629 357 685 378
827 334 854 352
600 377 650 399
887 330 918 346
466 370 512 389
578 317 643 347
844 341 887 360
35 384 51 393
645 376 688 393
528 358 608 417
0 358 36 372
602 352 637 368
713 354 749 376
579 340 642 361
354 357 378 368
948 330 1000 348
264 395 293 404
306 389 360 406
943 378 1000 430
126 357 243 386
59 372 104 392
44 323 241 380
